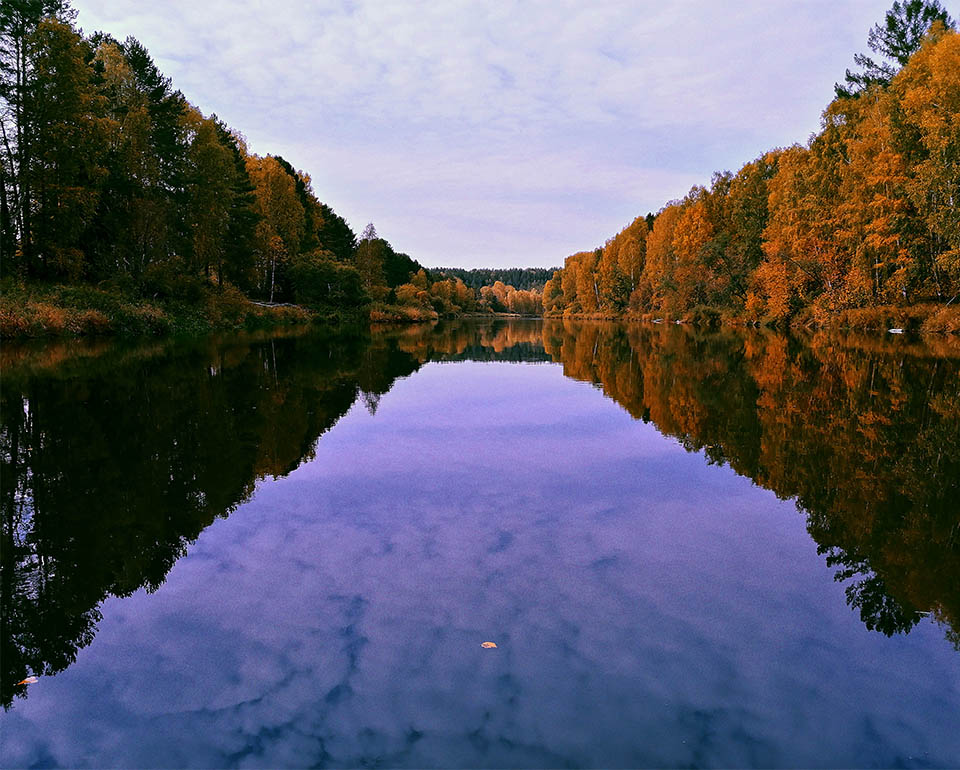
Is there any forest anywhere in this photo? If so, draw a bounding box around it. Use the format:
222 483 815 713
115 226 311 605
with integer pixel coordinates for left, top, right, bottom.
432 267 555 292
2 1 958 335
543 1 960 332
0 1 543 335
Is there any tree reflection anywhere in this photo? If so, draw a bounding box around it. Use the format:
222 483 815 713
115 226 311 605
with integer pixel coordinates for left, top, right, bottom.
2 320 958 709
538 319 960 649
1 327 417 709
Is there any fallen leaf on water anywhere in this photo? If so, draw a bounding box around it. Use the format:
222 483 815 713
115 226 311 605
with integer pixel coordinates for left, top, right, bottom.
481 641 497 649
16 676 38 685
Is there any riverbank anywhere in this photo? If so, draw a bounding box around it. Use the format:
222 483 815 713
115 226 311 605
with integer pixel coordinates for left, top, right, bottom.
0 282 324 338
7 281 958 339
367 306 534 323
544 302 960 335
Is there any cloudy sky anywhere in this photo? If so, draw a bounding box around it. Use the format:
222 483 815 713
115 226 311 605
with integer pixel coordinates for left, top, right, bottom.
74 1 887 268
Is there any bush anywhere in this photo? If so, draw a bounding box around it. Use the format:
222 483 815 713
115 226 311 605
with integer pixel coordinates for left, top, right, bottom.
288 250 368 309
684 305 721 327
56 285 123 313
0 298 113 337
369 303 438 322
141 258 207 303
113 303 172 335
921 305 960 334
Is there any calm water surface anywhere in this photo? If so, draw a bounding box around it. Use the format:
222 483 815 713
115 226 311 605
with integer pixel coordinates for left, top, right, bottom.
2 320 959 768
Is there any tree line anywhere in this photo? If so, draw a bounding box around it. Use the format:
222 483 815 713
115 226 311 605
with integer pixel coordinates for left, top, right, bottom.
543 1 959 329
0 1 546 322
0 1 362 307
433 267 556 291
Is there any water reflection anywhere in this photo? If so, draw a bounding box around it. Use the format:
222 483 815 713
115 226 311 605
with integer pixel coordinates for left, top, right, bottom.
539 321 960 646
1 319 958 723
1 326 415 710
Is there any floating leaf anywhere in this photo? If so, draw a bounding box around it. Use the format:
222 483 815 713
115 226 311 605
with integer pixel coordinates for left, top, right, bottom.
16 676 38 685
481 641 497 648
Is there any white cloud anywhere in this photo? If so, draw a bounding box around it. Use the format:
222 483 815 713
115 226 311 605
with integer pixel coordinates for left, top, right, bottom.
74 0 888 267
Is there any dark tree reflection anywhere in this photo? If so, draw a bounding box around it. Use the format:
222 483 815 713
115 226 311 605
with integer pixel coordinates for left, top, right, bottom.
2 320 958 709
1 327 417 709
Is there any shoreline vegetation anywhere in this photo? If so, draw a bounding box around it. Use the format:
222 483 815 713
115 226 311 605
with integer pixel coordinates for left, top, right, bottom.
541 3 960 335
545 302 960 335
0 280 548 338
2 2 959 339
4 285 959 338
0 2 545 339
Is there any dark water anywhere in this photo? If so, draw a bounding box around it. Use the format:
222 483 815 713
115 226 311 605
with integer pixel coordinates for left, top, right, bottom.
2 320 958 768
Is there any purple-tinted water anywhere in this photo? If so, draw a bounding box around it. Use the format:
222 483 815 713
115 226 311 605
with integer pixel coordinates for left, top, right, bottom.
1 324 958 767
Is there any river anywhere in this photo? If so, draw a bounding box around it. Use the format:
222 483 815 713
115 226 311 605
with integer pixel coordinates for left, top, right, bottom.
2 320 958 767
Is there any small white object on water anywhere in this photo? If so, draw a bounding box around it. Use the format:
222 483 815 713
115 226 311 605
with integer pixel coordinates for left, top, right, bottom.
888 328 904 334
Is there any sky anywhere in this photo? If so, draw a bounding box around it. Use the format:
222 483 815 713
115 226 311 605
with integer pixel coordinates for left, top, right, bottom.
72 0 890 269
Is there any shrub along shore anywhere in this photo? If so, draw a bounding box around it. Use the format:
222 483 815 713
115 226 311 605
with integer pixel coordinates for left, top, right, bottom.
0 282 317 338
5 280 960 339
553 303 960 335
0 280 541 338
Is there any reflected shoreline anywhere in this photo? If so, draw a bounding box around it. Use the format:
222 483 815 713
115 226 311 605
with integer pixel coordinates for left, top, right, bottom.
2 319 958 709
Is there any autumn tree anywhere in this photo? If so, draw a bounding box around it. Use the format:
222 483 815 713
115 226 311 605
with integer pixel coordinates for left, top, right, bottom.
837 0 955 97
558 255 581 314
571 249 600 313
895 26 960 298
542 269 565 315
671 193 713 311
720 152 780 309
617 216 648 300
643 204 683 314
246 154 304 301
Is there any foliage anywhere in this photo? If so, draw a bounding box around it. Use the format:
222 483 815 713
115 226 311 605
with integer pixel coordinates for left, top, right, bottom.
0 4 397 324
544 9 960 329
288 250 366 309
0 279 315 337
433 267 557 291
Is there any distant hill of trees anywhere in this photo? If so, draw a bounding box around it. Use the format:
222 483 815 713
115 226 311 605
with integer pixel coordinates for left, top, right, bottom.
433 267 558 291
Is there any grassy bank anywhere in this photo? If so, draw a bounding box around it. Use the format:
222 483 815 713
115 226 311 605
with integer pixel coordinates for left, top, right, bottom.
544 302 960 334
367 304 529 323
0 284 535 339
0 282 324 338
368 303 440 323
789 303 960 334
